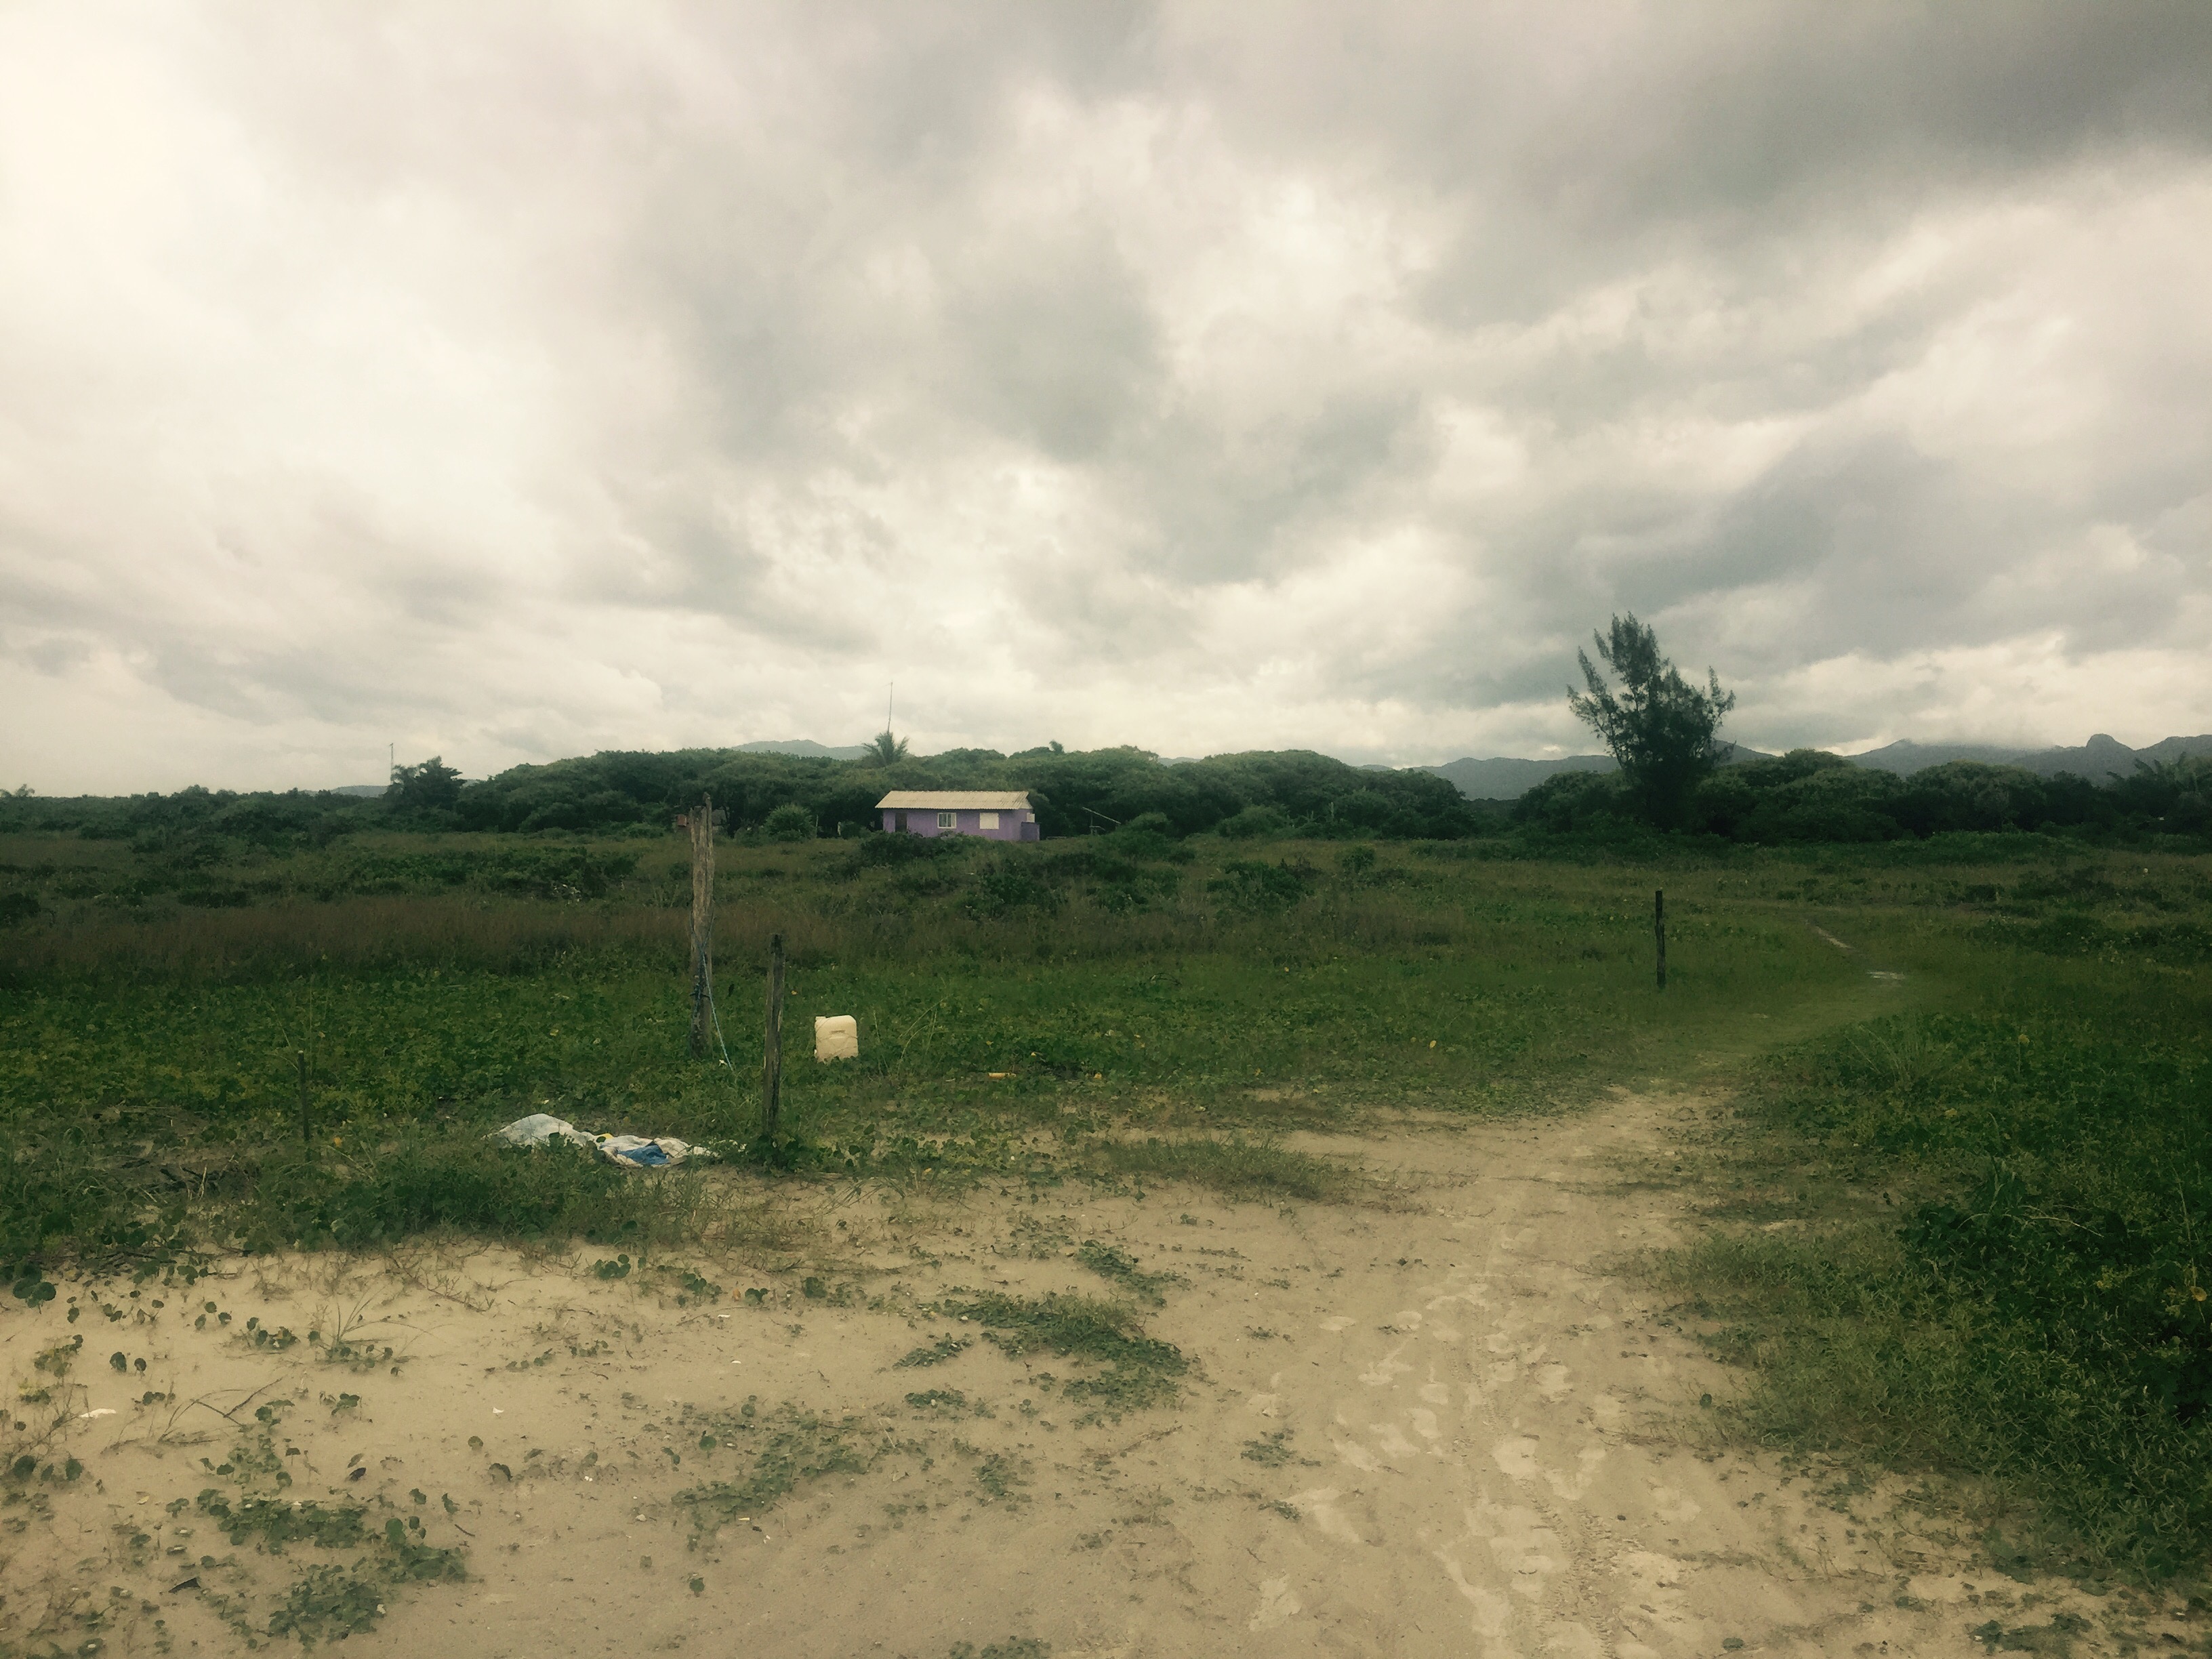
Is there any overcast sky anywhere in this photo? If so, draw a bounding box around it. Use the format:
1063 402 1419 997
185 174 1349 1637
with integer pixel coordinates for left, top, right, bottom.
4 3 2211 792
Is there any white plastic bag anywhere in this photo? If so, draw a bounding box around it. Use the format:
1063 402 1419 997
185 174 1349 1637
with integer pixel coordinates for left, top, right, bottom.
492 1113 596 1151
491 1114 712 1168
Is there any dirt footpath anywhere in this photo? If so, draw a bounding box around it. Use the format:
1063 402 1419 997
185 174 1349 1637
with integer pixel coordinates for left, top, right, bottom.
5 1097 2118 1657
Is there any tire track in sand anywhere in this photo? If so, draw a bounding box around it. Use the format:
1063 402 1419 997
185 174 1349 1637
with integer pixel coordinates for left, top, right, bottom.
1201 1097 2005 1657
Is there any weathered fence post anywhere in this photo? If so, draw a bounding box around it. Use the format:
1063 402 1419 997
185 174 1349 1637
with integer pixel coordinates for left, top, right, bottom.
762 932 785 1141
687 794 715 1059
296 1050 311 1146
1654 887 1667 991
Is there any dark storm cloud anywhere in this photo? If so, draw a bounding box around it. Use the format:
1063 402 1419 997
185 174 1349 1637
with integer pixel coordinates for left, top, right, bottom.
1185 4 2212 229
943 227 1164 462
2 2 2210 791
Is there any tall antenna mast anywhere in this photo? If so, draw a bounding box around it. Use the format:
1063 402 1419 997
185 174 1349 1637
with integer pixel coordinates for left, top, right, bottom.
886 681 894 732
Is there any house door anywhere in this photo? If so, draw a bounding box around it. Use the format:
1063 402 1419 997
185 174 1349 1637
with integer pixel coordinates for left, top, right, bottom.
895 811 907 832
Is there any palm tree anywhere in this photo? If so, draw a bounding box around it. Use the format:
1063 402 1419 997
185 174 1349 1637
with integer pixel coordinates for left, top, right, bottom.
869 731 909 766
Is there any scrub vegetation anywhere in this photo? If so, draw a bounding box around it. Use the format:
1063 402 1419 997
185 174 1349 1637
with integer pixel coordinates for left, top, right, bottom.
1654 868 2212 1581
1 819 1865 1269
3 774 2211 1585
1 722 2203 857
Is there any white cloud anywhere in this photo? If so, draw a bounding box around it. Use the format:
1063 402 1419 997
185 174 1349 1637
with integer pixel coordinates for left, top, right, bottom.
2 2 2209 792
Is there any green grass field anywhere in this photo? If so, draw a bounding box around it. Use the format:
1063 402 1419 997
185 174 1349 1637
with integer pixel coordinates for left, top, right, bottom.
4 821 2211 1578
1658 857 2212 1582
0 826 1872 1254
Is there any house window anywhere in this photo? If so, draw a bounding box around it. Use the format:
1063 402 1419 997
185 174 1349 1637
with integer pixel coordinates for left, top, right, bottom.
937 811 956 829
979 812 999 830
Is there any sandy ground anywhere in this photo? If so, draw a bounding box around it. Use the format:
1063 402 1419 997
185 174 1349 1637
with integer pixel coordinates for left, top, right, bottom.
1 1094 2165 1658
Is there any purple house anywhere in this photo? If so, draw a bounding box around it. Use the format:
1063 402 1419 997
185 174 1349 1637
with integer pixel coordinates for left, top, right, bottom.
877 791 1040 841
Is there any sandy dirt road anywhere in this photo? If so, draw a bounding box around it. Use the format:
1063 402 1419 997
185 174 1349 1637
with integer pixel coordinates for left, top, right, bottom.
4 1095 2125 1656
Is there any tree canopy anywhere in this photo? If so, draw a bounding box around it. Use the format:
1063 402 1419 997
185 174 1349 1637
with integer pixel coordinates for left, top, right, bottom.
386 756 464 812
1567 614 1736 826
445 742 1475 840
3 735 2205 855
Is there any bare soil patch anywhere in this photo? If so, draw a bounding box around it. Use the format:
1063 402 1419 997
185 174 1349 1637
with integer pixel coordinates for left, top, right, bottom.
2 1096 2149 1656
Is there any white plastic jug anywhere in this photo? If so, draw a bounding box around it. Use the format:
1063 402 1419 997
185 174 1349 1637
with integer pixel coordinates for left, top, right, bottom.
814 1015 859 1061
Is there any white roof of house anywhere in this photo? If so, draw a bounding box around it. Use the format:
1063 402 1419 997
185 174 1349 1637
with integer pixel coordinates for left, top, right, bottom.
876 791 1033 810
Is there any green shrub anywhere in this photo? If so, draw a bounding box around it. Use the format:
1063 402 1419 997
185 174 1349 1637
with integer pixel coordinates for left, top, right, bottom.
230 1134 697 1254
1215 805 1291 840
962 863 1061 920
762 803 817 842
1206 859 1313 913
1511 771 1629 834
853 827 949 865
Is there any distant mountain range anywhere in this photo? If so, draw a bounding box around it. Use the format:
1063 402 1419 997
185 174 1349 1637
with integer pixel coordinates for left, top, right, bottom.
1412 741 1781 799
1839 733 2212 777
1422 732 2212 800
1417 753 1618 800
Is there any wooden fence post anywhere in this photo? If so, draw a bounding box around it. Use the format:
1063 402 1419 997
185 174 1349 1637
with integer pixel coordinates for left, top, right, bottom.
762 933 785 1141
688 794 715 1059
1654 887 1667 991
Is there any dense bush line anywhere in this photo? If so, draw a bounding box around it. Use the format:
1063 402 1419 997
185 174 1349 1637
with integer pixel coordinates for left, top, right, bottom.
2 743 2205 863
0 745 1477 845
1517 748 2212 844
446 744 1478 840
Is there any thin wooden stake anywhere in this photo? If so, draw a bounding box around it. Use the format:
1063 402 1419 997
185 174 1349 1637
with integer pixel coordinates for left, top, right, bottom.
1654 887 1667 991
762 932 785 1141
296 1050 311 1146
688 794 715 1059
